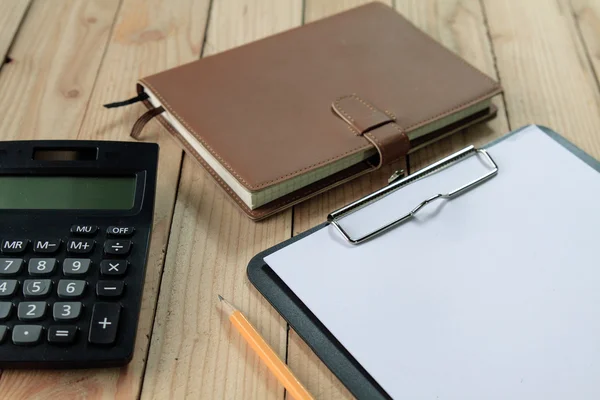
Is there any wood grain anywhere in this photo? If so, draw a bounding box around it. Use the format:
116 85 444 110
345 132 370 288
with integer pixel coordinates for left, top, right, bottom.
483 0 600 159
569 0 600 91
0 0 30 68
0 0 211 398
396 0 509 170
0 0 598 399
0 0 119 141
140 1 301 399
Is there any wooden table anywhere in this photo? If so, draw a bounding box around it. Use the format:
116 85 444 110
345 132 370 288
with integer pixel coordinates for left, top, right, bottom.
0 0 599 398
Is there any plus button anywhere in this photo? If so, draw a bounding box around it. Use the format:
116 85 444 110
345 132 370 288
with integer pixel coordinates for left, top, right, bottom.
98 317 112 329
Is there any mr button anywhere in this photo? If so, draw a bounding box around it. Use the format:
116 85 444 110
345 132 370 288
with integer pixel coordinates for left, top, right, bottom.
1 239 28 254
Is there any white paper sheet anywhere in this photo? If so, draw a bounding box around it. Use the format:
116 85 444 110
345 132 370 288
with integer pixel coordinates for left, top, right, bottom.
265 125 600 399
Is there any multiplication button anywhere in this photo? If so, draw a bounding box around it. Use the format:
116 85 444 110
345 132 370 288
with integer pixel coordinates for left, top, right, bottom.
100 260 128 276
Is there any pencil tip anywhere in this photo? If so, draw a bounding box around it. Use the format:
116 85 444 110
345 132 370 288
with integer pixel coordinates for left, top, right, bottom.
217 294 224 302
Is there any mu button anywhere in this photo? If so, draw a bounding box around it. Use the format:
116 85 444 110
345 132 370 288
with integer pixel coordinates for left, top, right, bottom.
70 225 98 236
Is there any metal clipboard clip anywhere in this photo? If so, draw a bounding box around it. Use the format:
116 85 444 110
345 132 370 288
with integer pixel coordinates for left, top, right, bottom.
327 145 499 244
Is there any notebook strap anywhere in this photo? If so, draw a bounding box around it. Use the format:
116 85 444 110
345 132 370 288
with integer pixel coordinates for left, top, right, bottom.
332 94 409 168
130 106 165 140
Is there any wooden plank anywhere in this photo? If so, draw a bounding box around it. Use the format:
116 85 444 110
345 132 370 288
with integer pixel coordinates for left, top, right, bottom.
139 1 301 399
397 0 509 170
287 1 509 398
0 0 30 67
569 0 600 91
0 0 119 141
483 0 600 159
0 0 211 398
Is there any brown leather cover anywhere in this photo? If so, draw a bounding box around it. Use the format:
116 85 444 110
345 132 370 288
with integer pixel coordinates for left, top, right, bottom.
136 2 502 220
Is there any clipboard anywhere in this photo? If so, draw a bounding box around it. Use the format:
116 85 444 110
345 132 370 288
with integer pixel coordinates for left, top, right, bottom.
247 125 600 399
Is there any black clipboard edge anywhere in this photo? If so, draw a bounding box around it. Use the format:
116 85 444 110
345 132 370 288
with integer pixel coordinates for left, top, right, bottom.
248 222 391 400
247 124 600 400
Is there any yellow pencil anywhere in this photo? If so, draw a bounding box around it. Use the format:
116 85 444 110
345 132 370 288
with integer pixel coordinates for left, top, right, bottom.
218 295 314 400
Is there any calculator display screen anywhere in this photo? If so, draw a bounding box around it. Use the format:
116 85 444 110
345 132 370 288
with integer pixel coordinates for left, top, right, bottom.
0 176 136 210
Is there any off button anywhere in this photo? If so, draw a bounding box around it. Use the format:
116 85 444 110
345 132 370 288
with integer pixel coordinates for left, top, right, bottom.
106 226 134 237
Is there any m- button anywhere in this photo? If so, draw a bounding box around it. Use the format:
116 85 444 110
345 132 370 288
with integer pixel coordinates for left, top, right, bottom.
34 239 61 254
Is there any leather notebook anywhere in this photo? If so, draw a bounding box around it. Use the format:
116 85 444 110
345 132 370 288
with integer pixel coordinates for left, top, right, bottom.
128 2 502 220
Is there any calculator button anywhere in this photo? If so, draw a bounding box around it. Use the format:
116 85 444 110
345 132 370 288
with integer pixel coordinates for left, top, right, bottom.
104 240 132 256
0 302 12 320
107 226 135 237
96 281 124 298
67 239 94 254
17 302 47 321
100 260 128 276
12 325 42 345
48 326 77 345
70 225 98 236
28 258 57 276
0 280 18 298
63 258 91 276
0 325 7 343
33 239 61 254
23 279 52 298
1 239 28 254
89 303 121 345
53 302 82 321
57 280 86 298
0 258 23 276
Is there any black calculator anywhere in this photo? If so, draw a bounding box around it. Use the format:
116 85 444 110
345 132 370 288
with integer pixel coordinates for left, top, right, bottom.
0 140 158 368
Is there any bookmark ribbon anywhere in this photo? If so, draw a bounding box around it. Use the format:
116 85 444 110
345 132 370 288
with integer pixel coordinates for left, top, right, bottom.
103 92 150 109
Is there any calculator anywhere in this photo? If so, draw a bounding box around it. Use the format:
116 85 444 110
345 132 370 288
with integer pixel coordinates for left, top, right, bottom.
0 140 158 368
